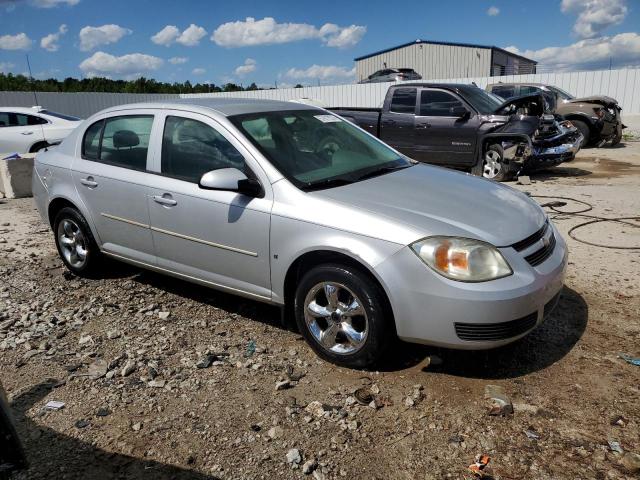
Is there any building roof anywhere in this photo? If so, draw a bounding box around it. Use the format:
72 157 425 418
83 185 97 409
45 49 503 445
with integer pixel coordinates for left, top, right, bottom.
354 39 537 65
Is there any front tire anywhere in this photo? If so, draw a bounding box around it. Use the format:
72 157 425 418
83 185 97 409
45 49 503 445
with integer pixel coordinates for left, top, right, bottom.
53 207 102 277
473 144 510 182
294 264 392 368
571 120 590 148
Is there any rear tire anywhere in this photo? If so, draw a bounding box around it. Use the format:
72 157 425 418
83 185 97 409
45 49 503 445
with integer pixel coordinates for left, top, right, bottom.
53 207 102 277
571 120 590 148
294 264 392 369
472 144 510 182
610 128 622 147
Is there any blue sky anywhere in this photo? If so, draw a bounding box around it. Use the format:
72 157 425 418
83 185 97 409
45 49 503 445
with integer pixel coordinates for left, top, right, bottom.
0 0 638 86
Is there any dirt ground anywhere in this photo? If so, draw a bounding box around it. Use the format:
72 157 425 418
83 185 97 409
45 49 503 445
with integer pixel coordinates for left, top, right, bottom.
1 142 639 480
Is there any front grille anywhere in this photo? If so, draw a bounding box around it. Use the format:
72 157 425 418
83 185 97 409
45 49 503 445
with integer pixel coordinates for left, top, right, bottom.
454 312 538 341
512 221 549 252
524 232 556 266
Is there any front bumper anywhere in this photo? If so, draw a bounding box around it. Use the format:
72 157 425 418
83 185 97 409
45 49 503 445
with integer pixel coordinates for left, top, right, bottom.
375 223 568 349
526 130 583 168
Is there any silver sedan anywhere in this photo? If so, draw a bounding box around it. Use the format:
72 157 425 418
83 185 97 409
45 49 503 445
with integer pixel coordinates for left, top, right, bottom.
32 98 567 368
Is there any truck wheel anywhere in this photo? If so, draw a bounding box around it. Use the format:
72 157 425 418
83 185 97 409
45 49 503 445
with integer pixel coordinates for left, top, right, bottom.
571 120 590 148
473 144 510 182
294 264 392 369
610 127 622 147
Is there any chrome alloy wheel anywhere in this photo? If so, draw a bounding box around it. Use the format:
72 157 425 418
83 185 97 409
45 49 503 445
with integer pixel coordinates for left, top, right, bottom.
483 149 503 179
57 219 88 269
303 282 369 355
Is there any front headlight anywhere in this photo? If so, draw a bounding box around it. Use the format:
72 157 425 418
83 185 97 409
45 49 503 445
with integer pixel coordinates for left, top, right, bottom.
410 237 512 282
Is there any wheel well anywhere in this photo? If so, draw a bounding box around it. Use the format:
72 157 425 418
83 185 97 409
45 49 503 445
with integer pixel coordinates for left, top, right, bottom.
29 141 49 153
282 250 394 327
47 198 77 228
564 115 593 132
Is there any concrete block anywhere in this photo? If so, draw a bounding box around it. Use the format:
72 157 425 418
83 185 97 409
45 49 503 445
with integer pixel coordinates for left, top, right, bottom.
0 153 35 199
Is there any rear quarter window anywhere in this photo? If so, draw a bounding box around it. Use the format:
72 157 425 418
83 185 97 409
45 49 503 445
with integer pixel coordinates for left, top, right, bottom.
389 88 417 114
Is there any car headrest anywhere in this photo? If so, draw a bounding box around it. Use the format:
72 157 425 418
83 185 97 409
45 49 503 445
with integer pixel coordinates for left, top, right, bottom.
113 130 139 149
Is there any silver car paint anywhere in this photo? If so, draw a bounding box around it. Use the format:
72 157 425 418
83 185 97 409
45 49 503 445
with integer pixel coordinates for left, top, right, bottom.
33 98 567 349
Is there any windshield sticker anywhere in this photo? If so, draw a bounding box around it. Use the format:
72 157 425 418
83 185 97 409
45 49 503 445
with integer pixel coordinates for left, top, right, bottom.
314 114 342 123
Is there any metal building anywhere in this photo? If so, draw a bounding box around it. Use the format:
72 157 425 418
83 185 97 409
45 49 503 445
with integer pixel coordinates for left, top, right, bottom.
354 39 537 82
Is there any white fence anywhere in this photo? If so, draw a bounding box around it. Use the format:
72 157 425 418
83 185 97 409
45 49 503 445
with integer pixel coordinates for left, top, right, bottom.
181 67 640 115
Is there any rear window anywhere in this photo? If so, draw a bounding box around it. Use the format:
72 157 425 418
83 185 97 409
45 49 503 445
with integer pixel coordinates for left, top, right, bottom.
490 85 517 99
389 88 417 114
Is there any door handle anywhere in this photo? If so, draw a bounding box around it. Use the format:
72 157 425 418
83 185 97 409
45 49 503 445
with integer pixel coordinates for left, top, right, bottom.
416 123 431 129
21 131 33 135
153 194 177 207
80 176 98 188
382 119 396 126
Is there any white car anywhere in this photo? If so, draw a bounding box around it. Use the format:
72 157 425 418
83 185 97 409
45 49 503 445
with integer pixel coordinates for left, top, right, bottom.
0 107 82 154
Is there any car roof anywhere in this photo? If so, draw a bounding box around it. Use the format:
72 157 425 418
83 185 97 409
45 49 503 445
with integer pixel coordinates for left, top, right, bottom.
0 106 46 114
99 97 317 117
487 83 548 87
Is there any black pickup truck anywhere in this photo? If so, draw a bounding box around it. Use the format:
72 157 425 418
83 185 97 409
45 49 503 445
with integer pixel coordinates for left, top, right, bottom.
329 83 583 181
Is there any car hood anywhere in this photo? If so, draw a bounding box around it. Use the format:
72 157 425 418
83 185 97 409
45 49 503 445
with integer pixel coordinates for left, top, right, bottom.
312 164 546 247
565 95 619 108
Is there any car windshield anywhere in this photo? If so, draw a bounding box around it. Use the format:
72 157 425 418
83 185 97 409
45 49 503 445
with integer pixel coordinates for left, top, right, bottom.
459 86 504 114
40 110 81 121
547 86 574 101
231 109 412 191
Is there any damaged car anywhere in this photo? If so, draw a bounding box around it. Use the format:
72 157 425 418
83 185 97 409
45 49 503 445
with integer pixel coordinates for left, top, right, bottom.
330 83 583 181
486 83 624 148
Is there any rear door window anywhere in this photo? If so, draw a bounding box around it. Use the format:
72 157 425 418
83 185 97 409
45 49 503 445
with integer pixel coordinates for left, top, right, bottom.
389 88 417 114
490 85 517 99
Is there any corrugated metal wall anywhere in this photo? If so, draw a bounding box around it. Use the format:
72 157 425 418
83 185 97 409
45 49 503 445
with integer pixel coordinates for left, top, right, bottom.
355 43 492 81
0 91 178 119
182 67 640 114
1 68 638 118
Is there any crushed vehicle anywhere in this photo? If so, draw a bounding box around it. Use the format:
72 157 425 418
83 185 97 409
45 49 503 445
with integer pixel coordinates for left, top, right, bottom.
32 98 566 369
359 68 422 83
486 83 624 148
330 83 583 181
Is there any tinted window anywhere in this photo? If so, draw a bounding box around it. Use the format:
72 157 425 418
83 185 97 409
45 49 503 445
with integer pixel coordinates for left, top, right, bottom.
389 88 417 114
96 116 153 170
491 85 517 99
420 90 464 116
82 120 104 160
0 113 10 127
161 116 246 183
0 112 46 127
520 86 540 95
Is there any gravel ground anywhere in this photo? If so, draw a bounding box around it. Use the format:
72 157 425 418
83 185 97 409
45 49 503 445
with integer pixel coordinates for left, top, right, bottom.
1 142 639 480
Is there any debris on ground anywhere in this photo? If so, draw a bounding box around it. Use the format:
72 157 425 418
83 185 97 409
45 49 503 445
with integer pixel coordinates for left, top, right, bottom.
608 440 624 454
484 385 513 416
44 401 65 410
517 175 532 185
467 454 492 478
286 448 302 466
618 353 640 366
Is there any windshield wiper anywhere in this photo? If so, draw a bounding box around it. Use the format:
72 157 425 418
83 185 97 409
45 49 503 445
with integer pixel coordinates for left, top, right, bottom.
355 164 412 182
302 177 355 192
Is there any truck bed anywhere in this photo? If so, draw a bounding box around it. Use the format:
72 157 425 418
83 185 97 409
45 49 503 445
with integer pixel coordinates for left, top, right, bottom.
328 108 381 136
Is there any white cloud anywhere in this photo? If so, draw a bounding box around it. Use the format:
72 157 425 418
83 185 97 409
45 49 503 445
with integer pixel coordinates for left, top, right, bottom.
79 51 163 78
284 64 356 83
487 6 500 16
151 25 179 46
30 0 79 7
0 62 15 72
505 32 640 71
40 24 67 52
561 0 627 39
177 24 207 46
79 24 131 51
168 56 188 65
212 17 366 49
234 58 256 76
192 67 205 75
151 24 207 47
0 32 32 50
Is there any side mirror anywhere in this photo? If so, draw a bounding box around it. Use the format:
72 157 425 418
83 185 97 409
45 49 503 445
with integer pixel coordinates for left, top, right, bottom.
451 105 470 119
199 168 263 197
